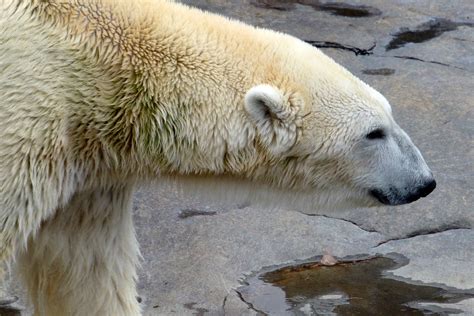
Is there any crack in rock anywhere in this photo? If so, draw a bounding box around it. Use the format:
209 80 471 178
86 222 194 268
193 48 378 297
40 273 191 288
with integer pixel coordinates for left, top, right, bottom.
235 289 267 315
388 55 472 73
304 39 471 73
304 40 376 55
303 213 380 234
390 55 450 66
221 293 229 315
375 226 471 247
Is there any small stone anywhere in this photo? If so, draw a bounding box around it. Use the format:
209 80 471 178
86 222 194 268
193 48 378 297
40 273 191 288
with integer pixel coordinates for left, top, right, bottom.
321 252 338 266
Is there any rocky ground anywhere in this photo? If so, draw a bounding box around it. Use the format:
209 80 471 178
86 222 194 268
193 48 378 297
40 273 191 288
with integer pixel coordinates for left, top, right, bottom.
4 0 473 315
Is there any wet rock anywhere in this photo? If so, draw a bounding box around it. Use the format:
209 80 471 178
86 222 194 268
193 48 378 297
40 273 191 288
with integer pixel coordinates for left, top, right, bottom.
251 0 381 18
312 2 381 18
178 209 217 219
386 18 474 51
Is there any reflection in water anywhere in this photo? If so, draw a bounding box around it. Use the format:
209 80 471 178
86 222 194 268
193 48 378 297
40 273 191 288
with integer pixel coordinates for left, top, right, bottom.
240 257 474 315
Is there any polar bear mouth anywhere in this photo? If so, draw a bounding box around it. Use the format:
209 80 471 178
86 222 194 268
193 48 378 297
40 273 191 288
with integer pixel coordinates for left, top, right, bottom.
369 189 392 205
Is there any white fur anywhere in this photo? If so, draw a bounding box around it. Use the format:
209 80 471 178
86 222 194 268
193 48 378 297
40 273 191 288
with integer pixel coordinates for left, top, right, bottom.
17 184 140 316
368 85 393 114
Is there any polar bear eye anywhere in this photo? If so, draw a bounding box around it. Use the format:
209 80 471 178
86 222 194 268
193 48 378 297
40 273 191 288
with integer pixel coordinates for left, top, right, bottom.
366 128 386 140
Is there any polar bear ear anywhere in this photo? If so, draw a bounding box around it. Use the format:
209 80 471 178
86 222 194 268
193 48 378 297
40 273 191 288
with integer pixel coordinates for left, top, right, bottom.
244 84 298 154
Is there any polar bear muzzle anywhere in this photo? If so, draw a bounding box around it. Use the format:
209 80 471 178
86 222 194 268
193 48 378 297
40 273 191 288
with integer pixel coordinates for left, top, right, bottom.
363 124 436 206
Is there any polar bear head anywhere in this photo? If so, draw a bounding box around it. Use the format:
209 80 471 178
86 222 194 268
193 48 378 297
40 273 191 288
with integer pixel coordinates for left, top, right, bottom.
244 83 435 209
237 40 435 211
156 23 434 212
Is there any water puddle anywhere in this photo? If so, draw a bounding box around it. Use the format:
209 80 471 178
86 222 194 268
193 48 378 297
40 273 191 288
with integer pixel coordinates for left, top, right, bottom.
252 0 381 17
387 18 474 51
240 256 474 315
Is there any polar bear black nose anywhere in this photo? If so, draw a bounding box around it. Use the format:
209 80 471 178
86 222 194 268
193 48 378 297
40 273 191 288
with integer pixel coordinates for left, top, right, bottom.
405 178 437 203
418 179 437 198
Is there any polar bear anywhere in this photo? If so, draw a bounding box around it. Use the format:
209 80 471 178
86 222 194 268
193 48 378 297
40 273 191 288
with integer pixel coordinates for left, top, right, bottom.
0 0 435 315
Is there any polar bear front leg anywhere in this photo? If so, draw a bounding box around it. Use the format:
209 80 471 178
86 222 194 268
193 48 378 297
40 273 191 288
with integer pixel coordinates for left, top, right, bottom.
0 158 73 309
17 184 141 316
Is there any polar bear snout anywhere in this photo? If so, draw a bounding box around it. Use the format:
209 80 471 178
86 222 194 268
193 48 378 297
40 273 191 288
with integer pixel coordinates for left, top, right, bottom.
360 121 437 207
370 177 436 206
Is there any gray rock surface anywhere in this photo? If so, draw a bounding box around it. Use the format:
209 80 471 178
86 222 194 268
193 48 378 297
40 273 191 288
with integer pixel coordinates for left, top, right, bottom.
372 229 474 314
6 0 473 315
373 229 474 290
